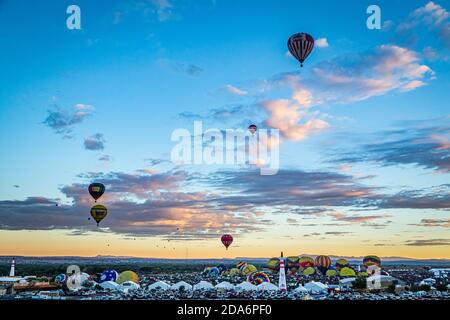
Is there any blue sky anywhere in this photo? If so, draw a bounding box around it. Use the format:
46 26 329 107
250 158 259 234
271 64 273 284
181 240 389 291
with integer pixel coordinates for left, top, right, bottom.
0 0 449 258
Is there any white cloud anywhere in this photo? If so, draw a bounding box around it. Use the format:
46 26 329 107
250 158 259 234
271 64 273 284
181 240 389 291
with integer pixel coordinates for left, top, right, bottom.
225 84 248 96
282 44 434 104
262 95 329 141
315 38 329 48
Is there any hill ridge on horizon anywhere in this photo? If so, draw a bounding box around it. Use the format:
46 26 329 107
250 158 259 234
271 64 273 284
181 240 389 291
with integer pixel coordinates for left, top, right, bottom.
0 254 449 262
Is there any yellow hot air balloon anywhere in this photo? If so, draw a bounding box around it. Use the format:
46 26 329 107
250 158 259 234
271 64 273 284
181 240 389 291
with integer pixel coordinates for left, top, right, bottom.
90 205 107 226
241 264 257 276
326 268 338 277
267 257 280 271
229 268 240 276
117 271 139 284
358 271 368 277
303 266 316 276
339 267 356 277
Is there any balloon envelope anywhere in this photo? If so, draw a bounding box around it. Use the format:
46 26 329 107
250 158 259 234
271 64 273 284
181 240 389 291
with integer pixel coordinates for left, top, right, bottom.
88 183 105 201
247 271 270 285
221 234 233 249
55 274 67 284
117 271 139 284
287 32 315 67
267 257 280 271
303 266 316 276
335 258 349 270
90 204 108 226
248 124 257 134
217 264 228 274
208 267 220 278
326 268 338 277
299 256 315 270
286 256 300 274
340 267 356 277
100 269 118 283
363 255 381 268
241 264 257 276
229 268 240 276
315 255 331 274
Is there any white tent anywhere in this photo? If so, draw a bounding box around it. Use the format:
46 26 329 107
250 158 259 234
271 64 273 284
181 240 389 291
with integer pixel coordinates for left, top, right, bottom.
118 281 140 292
193 281 214 291
304 281 328 294
257 282 278 291
99 281 119 291
367 275 403 289
294 285 308 293
339 277 356 289
215 281 235 290
148 281 171 291
171 281 193 291
80 272 90 285
236 281 257 291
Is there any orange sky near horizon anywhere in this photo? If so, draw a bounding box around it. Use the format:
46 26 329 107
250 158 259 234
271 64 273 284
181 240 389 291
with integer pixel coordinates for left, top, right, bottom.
1 230 448 260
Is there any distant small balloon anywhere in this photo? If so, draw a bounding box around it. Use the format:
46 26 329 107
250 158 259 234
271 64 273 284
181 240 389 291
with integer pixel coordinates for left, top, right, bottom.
248 124 257 134
221 234 233 250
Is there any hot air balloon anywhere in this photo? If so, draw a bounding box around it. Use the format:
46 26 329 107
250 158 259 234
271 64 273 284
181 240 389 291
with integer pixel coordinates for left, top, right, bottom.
202 267 212 276
303 266 316 276
326 267 338 277
217 264 228 274
248 124 257 134
55 274 67 284
88 183 105 202
241 264 257 276
335 258 349 271
267 257 280 272
90 205 108 226
358 271 368 277
229 268 240 276
339 267 356 278
286 256 300 274
99 269 118 283
221 234 233 250
315 255 331 275
117 271 139 284
236 261 246 269
287 32 315 67
208 267 220 278
363 255 381 268
247 271 270 285
299 256 315 270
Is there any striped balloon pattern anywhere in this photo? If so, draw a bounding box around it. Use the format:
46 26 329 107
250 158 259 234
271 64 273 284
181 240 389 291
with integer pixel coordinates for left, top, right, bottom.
287 32 315 67
247 271 270 285
315 255 332 274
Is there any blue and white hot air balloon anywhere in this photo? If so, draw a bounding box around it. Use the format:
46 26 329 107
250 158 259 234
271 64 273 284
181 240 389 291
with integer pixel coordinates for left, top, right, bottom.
99 269 118 283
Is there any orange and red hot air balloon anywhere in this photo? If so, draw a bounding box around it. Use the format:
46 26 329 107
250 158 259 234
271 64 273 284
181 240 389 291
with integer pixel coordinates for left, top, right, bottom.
221 234 233 250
